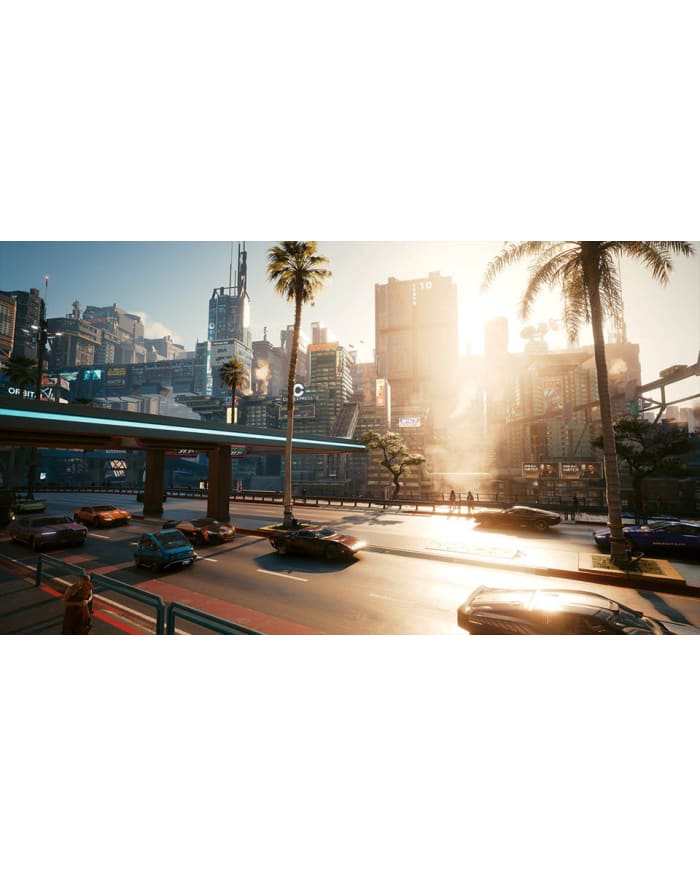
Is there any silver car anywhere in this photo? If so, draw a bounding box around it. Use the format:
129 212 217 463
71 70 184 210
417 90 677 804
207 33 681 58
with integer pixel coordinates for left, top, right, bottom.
9 514 88 551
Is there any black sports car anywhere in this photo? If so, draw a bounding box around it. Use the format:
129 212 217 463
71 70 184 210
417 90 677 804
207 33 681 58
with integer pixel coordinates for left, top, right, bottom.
472 505 561 532
457 586 700 635
164 517 236 546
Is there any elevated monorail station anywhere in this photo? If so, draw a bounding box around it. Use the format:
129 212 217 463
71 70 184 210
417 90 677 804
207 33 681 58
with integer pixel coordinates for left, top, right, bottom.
0 397 366 520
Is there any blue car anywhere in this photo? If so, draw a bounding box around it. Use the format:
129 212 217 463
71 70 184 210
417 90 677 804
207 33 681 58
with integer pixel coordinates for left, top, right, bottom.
134 529 197 571
593 520 700 557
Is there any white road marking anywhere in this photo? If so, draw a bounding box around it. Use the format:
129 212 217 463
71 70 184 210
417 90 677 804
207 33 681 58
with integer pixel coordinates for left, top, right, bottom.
369 592 395 601
258 569 308 582
201 557 218 562
89 533 110 540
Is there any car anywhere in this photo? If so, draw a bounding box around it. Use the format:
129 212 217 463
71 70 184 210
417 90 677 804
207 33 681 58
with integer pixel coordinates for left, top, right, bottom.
12 496 47 514
74 504 132 528
472 505 561 532
163 517 236 546
457 586 700 635
8 514 88 551
268 526 366 561
593 520 700 557
134 529 197 571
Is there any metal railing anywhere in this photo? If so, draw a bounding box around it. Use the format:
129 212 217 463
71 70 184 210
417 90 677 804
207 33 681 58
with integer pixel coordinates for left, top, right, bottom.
166 602 262 635
36 554 167 634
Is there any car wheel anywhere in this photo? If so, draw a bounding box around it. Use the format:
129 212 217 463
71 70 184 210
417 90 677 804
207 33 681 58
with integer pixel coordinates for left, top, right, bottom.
95 517 102 529
135 556 142 567
275 541 288 555
534 520 549 532
31 537 41 552
325 544 340 560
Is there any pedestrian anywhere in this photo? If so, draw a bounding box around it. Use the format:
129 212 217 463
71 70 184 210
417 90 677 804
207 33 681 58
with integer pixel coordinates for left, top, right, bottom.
572 494 579 521
466 491 474 514
449 489 456 512
62 572 93 635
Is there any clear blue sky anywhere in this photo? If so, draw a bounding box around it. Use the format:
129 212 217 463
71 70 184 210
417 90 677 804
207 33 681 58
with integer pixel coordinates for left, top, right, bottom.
0 241 698 388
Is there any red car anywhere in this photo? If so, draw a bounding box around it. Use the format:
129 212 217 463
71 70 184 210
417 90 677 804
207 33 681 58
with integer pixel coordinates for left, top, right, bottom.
268 526 365 561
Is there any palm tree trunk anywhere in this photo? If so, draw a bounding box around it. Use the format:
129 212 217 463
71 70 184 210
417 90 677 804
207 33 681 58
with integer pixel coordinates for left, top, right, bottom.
283 294 303 528
584 246 626 564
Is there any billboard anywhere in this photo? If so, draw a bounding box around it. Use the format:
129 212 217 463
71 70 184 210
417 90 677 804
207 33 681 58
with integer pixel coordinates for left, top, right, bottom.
561 462 602 479
398 416 421 428
522 463 539 478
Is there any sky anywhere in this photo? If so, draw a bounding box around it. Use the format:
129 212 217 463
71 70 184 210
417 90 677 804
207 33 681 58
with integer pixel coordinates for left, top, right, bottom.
0 240 698 389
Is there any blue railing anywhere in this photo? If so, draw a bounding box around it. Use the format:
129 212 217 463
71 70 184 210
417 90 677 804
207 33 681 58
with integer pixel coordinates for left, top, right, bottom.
166 602 262 635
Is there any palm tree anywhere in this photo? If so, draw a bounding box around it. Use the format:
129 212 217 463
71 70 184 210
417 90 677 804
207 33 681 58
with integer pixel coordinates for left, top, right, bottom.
2 355 37 396
483 241 694 566
266 241 332 528
219 357 249 424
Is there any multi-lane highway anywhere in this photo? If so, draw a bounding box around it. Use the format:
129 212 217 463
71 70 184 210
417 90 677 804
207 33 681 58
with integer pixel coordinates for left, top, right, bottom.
2 492 700 633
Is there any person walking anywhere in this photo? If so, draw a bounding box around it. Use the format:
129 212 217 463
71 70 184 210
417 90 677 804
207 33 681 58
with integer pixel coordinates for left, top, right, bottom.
62 572 93 635
466 491 474 514
449 489 456 513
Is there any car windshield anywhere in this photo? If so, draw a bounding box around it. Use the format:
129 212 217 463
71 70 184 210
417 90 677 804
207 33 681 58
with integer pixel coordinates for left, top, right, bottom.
33 516 72 526
93 505 117 511
159 531 189 548
191 518 213 527
604 607 657 634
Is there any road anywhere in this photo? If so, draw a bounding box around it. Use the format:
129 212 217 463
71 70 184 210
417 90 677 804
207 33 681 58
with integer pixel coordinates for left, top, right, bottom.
2 491 700 633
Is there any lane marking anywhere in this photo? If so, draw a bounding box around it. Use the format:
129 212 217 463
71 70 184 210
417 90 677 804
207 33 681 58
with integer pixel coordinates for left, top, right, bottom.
369 592 396 601
257 569 308 583
89 533 111 540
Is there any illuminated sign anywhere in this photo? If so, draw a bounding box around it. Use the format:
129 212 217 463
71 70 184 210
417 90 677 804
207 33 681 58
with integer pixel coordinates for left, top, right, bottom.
399 416 421 428
107 367 127 377
230 445 248 457
522 463 539 478
166 449 199 458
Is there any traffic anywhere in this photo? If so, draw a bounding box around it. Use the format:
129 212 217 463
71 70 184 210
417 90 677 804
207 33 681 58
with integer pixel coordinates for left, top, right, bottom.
2 491 700 635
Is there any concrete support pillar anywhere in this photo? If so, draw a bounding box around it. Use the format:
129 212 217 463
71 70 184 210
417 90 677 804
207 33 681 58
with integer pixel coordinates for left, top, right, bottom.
207 446 232 522
144 449 165 516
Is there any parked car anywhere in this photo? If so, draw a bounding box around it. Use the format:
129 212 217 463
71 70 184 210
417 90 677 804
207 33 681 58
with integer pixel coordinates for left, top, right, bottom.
457 586 700 635
472 505 561 532
268 526 366 561
8 514 88 551
13 496 47 514
74 504 132 528
163 517 235 546
593 520 700 557
134 529 196 571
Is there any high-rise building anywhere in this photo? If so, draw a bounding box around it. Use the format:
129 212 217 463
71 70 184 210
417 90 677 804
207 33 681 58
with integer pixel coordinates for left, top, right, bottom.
374 271 459 428
0 293 17 359
2 288 45 360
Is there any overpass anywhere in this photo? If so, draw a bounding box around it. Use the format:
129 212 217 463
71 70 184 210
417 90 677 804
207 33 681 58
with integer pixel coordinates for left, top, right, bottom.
0 397 366 520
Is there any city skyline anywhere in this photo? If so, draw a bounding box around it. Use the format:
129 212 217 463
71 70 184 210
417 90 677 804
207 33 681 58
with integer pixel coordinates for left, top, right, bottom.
0 240 698 388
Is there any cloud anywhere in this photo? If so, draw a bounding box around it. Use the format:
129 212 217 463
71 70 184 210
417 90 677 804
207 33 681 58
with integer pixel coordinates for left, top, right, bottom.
133 312 182 344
